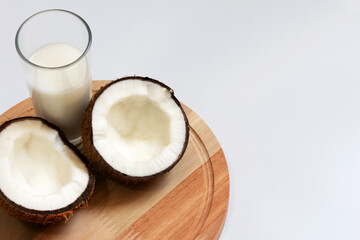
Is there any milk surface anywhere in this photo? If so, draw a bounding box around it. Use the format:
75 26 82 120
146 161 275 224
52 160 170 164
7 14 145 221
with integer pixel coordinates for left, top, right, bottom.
28 43 91 141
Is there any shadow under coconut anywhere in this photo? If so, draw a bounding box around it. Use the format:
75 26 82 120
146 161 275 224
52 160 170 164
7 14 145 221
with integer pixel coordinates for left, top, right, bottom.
0 211 48 239
20 220 49 233
80 171 177 234
98 170 174 208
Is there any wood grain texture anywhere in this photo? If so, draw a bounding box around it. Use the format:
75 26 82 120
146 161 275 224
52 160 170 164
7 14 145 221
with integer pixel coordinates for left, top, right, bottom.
0 80 229 240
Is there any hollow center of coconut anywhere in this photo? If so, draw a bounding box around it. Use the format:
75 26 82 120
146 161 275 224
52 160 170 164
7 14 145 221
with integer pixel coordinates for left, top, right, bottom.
0 120 89 211
91 80 187 177
11 134 74 196
106 96 170 162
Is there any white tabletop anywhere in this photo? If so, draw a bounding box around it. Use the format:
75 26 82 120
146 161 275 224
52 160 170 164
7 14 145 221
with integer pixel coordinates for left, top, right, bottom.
2 0 360 239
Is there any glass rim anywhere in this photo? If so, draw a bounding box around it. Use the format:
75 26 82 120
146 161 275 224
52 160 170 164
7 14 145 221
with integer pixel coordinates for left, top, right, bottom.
15 9 92 70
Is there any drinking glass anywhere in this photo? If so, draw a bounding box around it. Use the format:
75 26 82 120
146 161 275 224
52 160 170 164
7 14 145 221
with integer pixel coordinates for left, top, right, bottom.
15 9 92 144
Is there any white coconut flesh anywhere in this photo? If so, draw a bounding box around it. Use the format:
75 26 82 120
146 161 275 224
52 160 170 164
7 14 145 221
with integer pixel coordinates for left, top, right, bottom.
92 80 187 177
0 119 89 211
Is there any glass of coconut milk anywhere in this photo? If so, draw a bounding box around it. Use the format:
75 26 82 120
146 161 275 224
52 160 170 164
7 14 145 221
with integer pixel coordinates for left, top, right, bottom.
15 9 92 144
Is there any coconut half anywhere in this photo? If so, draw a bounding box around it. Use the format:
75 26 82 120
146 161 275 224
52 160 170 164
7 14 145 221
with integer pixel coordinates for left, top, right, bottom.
82 76 189 182
0 117 95 224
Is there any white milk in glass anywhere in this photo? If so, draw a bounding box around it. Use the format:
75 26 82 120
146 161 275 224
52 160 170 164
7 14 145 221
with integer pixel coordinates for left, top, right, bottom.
28 43 91 141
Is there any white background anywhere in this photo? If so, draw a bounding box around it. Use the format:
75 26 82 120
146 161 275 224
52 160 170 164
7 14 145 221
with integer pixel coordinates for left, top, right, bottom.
1 0 360 239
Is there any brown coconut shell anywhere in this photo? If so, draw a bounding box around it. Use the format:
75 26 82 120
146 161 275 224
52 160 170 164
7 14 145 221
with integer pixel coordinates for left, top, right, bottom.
81 76 190 183
0 117 95 225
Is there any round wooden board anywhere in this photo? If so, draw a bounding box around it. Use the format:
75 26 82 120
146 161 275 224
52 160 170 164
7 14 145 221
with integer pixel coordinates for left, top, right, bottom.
0 80 229 240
